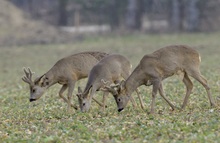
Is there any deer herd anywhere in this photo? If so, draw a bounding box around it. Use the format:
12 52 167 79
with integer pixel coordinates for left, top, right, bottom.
22 45 217 114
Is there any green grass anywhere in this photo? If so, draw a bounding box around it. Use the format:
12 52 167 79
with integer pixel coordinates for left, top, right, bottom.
0 33 220 142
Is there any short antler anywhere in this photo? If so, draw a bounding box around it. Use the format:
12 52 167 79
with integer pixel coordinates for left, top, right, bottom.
101 79 119 95
76 86 83 99
22 67 34 86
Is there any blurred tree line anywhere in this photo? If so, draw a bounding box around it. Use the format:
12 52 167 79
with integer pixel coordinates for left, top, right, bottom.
10 0 220 32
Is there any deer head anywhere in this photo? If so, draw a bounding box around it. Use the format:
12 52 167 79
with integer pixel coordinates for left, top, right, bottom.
76 86 92 112
102 80 130 112
22 67 48 102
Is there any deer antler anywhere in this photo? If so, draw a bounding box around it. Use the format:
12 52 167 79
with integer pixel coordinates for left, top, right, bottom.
22 67 34 86
101 79 119 95
76 86 83 99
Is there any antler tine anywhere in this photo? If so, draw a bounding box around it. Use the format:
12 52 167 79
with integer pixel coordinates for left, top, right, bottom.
101 79 119 95
21 76 28 83
27 67 34 80
22 67 34 86
101 79 110 85
23 68 29 78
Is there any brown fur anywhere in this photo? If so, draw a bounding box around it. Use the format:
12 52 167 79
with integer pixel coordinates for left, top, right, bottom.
77 54 137 112
105 45 216 113
22 51 109 111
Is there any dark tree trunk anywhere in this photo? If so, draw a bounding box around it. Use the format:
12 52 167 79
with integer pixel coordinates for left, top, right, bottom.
109 0 120 30
186 0 199 32
170 0 184 31
58 0 68 26
125 0 144 30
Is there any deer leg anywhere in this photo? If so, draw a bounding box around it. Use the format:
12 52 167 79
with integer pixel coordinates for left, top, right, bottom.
158 83 175 111
122 72 137 108
150 80 160 114
67 81 77 111
135 89 144 110
189 71 216 107
59 84 68 101
102 92 109 111
129 95 137 108
59 84 78 110
92 98 104 107
181 73 193 109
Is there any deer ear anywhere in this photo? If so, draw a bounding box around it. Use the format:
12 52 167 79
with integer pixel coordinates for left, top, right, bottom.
120 80 126 91
76 93 82 99
76 87 83 99
34 75 45 86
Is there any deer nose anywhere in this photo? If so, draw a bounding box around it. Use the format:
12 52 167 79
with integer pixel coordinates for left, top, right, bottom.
118 108 124 112
30 99 36 102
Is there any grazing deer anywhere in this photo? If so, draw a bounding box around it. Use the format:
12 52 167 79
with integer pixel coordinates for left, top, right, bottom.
76 54 140 112
103 45 216 113
22 51 108 111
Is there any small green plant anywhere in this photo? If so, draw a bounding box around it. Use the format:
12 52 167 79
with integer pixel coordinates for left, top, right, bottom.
0 33 220 142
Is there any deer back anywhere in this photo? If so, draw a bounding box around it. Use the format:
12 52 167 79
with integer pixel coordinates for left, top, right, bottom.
140 45 200 79
80 54 132 98
44 52 108 82
23 51 108 102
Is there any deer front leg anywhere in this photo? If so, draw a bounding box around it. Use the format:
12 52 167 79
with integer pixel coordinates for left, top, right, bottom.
135 89 144 110
102 92 109 111
67 81 77 111
59 84 69 104
129 95 137 108
150 80 160 114
59 84 78 110
92 98 104 107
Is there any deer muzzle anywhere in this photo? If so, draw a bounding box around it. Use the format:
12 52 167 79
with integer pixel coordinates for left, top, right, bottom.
30 99 37 102
118 108 124 112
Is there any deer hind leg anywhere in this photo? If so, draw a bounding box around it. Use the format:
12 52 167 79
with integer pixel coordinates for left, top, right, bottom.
59 84 68 102
187 69 216 107
158 83 175 111
181 72 193 109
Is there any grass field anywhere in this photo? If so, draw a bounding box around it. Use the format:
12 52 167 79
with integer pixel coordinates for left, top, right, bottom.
0 33 220 142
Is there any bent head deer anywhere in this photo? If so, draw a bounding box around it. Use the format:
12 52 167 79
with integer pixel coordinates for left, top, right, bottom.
76 54 137 112
104 45 216 113
22 51 108 111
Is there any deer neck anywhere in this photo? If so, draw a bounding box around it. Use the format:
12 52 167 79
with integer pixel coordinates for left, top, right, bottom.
125 76 141 96
125 66 145 95
44 70 58 87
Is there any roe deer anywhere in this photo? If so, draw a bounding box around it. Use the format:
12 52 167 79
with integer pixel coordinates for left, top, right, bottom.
22 51 108 111
103 45 216 113
76 54 139 112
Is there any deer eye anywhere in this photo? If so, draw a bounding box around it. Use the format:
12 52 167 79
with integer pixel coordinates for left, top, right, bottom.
83 103 85 106
118 98 121 102
32 89 36 93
